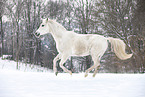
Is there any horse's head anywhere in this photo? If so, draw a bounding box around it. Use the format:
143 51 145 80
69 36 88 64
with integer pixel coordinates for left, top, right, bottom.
35 18 50 38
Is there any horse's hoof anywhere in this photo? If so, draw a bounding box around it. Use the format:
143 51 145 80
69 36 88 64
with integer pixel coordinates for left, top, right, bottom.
55 72 58 76
84 74 88 77
70 72 72 75
97 65 100 69
93 74 96 77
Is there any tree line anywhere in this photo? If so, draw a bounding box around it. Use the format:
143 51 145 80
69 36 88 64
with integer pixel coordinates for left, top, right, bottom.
0 0 144 73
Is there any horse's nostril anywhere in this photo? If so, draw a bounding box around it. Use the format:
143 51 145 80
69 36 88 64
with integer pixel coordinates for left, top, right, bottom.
37 33 40 36
35 32 40 37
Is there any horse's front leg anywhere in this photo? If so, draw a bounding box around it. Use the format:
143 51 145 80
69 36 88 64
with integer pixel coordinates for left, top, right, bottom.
59 55 72 75
53 54 60 76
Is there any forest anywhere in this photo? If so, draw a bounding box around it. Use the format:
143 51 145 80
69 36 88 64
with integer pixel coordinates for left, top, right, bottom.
0 0 144 73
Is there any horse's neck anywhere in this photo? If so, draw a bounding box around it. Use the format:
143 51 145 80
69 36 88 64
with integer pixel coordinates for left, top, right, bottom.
48 21 68 44
51 31 62 42
51 30 62 39
50 28 66 45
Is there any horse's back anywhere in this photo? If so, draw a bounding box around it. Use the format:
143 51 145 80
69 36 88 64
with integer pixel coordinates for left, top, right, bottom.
85 34 108 51
76 34 107 47
71 33 108 56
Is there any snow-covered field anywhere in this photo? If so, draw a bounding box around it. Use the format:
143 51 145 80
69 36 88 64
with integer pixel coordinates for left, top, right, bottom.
0 58 145 97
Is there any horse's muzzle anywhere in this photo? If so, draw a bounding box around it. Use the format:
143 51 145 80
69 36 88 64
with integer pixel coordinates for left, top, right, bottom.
34 32 40 38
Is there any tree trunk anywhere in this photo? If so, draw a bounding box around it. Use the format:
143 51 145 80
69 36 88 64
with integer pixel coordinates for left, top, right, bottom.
0 16 4 57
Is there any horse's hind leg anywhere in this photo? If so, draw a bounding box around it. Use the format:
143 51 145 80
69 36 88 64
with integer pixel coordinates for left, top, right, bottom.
93 64 100 77
85 49 103 77
92 51 106 77
84 46 101 77
84 58 100 77
85 64 96 77
59 55 72 75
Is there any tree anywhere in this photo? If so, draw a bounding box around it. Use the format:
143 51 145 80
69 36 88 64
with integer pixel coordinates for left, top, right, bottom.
4 0 44 69
131 0 145 73
6 0 26 69
93 0 144 73
0 0 6 57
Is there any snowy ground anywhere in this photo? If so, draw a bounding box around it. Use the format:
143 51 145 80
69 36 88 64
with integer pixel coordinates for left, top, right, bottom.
0 58 145 97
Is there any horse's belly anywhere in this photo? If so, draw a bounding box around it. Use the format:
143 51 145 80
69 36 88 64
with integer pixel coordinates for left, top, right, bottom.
72 50 90 56
71 41 90 56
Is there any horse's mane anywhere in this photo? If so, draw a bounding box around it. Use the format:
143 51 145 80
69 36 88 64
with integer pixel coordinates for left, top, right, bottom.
49 19 67 31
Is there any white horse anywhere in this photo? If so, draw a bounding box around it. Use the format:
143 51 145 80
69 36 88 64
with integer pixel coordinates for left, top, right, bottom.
35 18 133 77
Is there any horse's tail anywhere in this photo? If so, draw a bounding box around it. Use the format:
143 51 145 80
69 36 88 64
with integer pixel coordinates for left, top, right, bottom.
107 37 133 60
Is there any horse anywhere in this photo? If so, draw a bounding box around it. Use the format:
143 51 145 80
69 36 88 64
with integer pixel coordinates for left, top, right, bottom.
35 18 133 77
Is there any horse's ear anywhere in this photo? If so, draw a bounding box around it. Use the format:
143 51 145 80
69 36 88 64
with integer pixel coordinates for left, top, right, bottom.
40 18 43 22
46 18 49 22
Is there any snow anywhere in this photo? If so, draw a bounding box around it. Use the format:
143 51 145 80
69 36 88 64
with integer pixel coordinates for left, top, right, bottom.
0 58 51 72
0 58 145 97
2 15 10 22
124 16 129 20
1 55 12 59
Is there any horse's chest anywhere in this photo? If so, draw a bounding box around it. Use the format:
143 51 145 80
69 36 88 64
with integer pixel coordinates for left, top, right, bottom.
55 41 69 53
56 43 63 53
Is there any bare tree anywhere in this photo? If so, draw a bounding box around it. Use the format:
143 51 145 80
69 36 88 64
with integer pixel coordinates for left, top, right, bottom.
93 0 144 73
131 0 145 73
0 0 6 57
6 0 25 69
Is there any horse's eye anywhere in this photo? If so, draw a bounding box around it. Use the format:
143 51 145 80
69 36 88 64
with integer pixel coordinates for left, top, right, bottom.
42 25 44 27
